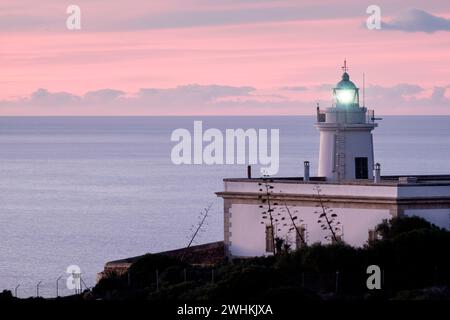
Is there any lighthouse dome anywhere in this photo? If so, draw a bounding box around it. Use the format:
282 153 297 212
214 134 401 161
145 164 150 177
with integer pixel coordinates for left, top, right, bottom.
336 72 357 90
333 71 360 106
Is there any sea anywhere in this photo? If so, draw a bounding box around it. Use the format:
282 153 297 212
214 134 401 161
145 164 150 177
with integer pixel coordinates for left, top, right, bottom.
0 116 449 297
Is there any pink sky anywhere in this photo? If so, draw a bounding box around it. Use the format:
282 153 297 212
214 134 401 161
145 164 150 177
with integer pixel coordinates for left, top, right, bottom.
0 0 449 115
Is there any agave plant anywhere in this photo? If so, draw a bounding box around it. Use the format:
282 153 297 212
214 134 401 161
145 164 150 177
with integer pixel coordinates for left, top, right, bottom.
258 177 277 253
313 185 342 244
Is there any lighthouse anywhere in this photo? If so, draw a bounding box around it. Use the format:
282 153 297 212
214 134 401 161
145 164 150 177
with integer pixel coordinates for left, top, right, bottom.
316 61 377 181
217 62 450 258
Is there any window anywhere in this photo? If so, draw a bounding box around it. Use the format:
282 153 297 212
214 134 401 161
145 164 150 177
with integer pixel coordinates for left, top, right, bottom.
295 225 306 249
265 225 274 253
355 157 368 179
368 229 380 245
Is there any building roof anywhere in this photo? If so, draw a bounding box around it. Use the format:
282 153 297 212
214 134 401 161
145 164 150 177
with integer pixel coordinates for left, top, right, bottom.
217 174 450 209
103 241 225 270
222 175 450 187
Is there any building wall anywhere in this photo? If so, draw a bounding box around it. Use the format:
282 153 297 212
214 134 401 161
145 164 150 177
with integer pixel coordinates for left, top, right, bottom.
228 202 391 257
398 185 450 198
403 208 450 230
220 179 450 258
225 180 450 200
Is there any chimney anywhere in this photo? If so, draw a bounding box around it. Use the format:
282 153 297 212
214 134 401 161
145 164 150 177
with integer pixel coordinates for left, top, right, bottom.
247 165 252 179
374 163 381 183
304 161 310 181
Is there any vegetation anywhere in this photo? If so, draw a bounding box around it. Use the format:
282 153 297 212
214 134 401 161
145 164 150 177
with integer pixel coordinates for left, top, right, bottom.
313 185 343 243
92 216 450 301
257 178 307 254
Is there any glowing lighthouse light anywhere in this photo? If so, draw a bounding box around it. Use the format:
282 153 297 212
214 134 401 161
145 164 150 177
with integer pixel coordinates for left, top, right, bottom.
333 60 359 107
336 89 355 104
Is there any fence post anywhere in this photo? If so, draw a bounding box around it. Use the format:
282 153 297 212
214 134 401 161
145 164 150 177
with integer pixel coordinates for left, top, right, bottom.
80 276 89 294
14 284 20 298
56 275 62 297
36 281 42 297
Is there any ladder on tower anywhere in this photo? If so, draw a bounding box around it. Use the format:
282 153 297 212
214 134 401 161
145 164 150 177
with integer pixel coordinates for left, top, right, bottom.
335 129 346 181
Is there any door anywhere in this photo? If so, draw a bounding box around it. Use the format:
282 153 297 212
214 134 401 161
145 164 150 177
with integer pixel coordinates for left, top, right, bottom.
355 157 368 179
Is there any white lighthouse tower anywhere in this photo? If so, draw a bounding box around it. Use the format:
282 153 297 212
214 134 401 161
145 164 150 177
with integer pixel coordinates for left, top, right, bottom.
315 61 377 181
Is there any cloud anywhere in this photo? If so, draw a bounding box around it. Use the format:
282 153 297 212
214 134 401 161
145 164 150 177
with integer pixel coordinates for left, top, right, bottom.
0 1 360 32
135 85 255 110
280 86 308 91
1 83 448 115
314 83 334 92
29 88 81 106
138 84 253 100
84 89 126 102
382 9 450 33
0 85 255 110
365 84 450 109
429 86 450 104
367 84 424 99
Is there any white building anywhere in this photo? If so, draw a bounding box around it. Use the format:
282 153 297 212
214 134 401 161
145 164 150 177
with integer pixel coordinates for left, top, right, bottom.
216 64 450 258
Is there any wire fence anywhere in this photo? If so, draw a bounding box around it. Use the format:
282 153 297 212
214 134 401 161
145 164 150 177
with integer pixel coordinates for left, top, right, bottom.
103 265 450 297
5 275 95 299
6 265 449 299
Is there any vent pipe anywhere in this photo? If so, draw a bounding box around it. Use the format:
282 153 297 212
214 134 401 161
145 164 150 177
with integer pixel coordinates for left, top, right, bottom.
374 163 381 184
247 165 252 179
304 161 310 182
